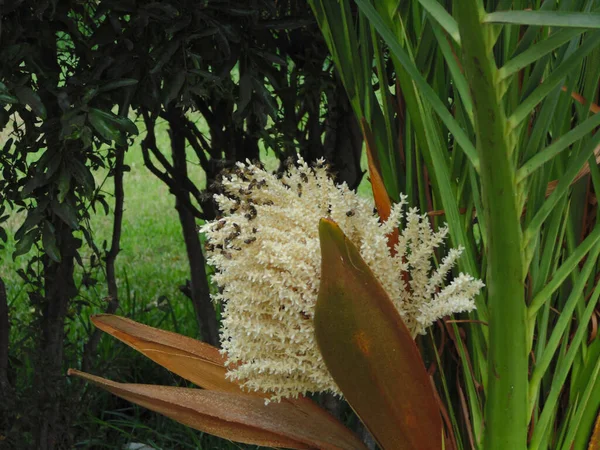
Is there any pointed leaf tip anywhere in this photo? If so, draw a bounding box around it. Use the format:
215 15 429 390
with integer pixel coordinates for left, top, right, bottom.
90 314 245 394
316 219 443 450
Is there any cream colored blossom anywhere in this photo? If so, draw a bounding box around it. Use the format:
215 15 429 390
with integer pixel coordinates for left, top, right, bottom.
200 157 483 401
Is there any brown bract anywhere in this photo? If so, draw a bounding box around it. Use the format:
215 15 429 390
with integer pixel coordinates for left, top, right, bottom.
315 218 443 450
68 315 367 450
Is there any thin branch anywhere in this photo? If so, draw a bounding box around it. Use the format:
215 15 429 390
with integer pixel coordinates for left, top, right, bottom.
82 147 125 372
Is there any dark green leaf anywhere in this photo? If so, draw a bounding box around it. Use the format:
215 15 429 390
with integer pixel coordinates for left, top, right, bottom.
150 39 181 75
162 71 186 107
88 109 121 143
51 199 79 230
14 86 47 119
484 11 600 28
42 221 61 262
236 73 253 117
57 169 71 203
88 108 138 144
15 204 46 241
0 81 18 104
99 79 139 92
82 87 100 104
13 229 38 260
70 159 96 198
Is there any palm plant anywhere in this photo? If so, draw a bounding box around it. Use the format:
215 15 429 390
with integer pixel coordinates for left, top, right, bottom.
70 1 600 449
308 0 600 448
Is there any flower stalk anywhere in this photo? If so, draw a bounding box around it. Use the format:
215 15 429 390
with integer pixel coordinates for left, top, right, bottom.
454 2 529 449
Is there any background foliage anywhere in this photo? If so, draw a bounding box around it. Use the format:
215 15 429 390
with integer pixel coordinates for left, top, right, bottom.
0 0 365 448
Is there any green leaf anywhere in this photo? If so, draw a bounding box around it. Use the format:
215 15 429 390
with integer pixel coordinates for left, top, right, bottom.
517 110 600 182
498 28 585 83
236 73 253 117
162 71 186 107
13 229 37 260
99 78 139 92
14 86 47 119
523 130 600 251
0 81 18 104
15 204 46 241
315 218 442 450
484 11 600 28
508 30 600 130
528 226 600 318
88 109 121 143
529 257 600 448
51 199 79 230
42 221 61 262
88 108 138 144
569 338 600 450
70 159 96 198
57 169 71 203
354 0 479 172
417 0 461 44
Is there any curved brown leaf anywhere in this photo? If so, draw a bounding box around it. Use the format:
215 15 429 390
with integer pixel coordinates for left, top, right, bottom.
91 314 246 394
315 218 442 450
90 315 366 449
68 369 366 450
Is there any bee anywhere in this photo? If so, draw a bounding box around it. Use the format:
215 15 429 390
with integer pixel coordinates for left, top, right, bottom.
263 200 274 206
225 230 239 242
346 210 355 217
257 179 267 188
297 183 302 197
300 173 309 183
252 227 258 234
244 237 257 244
215 220 226 231
238 187 252 196
233 223 241 233
205 243 215 252
299 311 310 320
281 181 290 189
244 204 257 220
229 200 241 214
248 179 258 190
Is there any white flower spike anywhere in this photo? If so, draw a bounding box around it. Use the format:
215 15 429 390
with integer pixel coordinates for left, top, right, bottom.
200 157 484 401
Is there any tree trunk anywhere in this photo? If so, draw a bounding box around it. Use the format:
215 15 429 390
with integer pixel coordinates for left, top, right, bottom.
167 109 220 346
36 221 78 450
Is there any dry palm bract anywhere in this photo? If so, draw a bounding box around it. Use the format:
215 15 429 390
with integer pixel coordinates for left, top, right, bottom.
201 157 484 401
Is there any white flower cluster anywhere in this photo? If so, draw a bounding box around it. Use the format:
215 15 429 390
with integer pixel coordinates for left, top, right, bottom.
200 157 483 401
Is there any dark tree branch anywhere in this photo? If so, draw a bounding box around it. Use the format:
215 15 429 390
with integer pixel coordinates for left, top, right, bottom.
141 112 206 219
165 107 220 346
81 146 125 373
